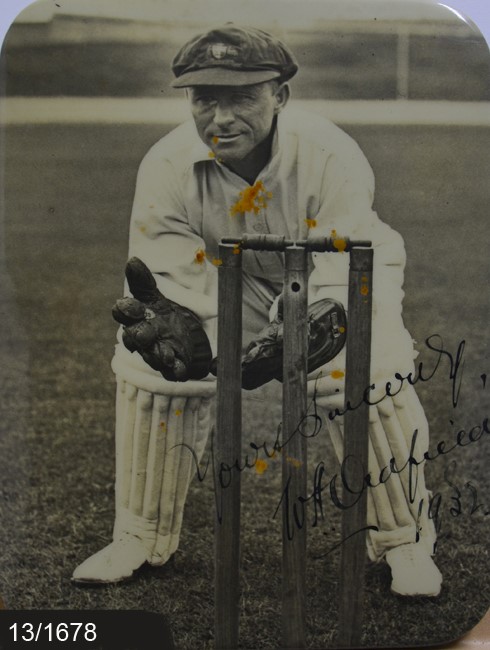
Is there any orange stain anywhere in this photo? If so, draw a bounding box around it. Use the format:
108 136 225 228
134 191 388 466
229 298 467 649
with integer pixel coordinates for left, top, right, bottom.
212 136 219 144
286 456 303 468
211 257 223 266
333 237 347 253
232 245 241 255
208 151 216 158
139 225 147 234
230 180 270 216
194 249 206 264
360 285 369 296
175 409 182 416
305 218 317 229
330 369 345 379
255 459 268 475
160 421 166 431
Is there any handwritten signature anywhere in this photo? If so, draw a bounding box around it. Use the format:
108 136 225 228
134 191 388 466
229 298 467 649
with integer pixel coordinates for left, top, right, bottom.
175 333 487 550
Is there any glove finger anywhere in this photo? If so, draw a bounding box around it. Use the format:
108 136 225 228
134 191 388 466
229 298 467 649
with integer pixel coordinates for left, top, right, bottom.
122 327 138 353
242 344 263 365
125 257 161 303
158 357 188 382
141 345 164 372
156 341 188 381
156 340 175 367
172 358 188 381
130 320 158 350
112 297 146 325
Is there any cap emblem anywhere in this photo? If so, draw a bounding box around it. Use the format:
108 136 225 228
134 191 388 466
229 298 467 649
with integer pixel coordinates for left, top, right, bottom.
209 43 239 60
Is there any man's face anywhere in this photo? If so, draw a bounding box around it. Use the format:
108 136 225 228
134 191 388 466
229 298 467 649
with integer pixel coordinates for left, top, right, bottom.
187 81 289 166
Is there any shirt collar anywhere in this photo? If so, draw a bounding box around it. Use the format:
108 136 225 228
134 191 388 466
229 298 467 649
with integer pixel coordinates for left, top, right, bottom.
188 122 214 167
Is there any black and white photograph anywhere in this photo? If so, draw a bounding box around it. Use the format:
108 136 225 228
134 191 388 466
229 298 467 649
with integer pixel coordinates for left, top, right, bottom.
1 0 489 648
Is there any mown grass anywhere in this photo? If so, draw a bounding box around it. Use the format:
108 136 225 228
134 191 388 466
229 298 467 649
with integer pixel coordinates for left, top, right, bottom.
0 122 489 649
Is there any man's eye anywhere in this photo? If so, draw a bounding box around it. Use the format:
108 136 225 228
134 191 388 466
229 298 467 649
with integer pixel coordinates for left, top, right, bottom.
195 96 216 107
232 93 253 103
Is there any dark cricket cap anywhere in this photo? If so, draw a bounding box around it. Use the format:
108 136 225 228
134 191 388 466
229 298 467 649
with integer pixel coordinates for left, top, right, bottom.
171 25 298 88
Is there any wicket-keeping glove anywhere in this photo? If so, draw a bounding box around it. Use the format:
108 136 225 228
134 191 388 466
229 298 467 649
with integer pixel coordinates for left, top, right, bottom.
241 296 347 390
112 257 213 382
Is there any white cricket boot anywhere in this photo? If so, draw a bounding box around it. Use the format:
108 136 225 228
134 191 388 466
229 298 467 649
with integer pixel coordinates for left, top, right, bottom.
71 532 149 584
386 543 442 597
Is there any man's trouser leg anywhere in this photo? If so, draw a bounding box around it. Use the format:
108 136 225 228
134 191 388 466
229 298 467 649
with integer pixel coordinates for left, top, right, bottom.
72 345 215 584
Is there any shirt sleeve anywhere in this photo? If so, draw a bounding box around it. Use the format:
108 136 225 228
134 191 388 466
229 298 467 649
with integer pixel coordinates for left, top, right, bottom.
308 139 416 381
127 148 219 324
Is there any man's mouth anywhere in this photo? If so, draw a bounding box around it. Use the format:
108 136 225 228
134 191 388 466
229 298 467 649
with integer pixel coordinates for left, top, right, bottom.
213 133 241 143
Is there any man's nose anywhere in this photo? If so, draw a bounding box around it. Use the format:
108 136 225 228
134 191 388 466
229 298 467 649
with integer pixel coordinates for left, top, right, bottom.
213 102 235 127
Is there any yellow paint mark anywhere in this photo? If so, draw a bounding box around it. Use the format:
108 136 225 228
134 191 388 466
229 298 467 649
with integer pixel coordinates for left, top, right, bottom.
230 180 270 216
360 285 369 296
286 456 303 468
330 369 345 379
361 276 368 282
338 326 346 333
195 249 223 266
159 421 166 431
232 245 241 255
305 218 317 229
194 248 206 265
208 151 216 158
255 459 268 475
333 236 347 253
175 409 182 416
212 136 219 144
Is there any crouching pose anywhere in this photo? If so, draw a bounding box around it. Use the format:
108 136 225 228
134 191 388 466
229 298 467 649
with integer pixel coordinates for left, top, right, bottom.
72 25 442 597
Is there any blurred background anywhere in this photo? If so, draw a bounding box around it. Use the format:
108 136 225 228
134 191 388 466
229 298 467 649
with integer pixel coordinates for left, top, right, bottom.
0 2 489 649
2 0 489 99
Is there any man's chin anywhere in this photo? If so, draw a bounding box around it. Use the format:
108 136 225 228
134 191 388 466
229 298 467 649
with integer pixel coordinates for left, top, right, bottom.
212 148 246 165
209 138 249 158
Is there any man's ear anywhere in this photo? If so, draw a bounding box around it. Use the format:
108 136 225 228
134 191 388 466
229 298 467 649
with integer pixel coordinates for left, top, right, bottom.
274 83 290 114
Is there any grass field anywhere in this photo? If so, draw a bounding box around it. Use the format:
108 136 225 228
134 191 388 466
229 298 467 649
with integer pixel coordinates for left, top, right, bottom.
1 120 489 649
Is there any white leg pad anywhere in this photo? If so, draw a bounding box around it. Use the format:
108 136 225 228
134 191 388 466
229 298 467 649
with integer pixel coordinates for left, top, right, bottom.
111 345 216 565
321 383 436 561
150 395 214 565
